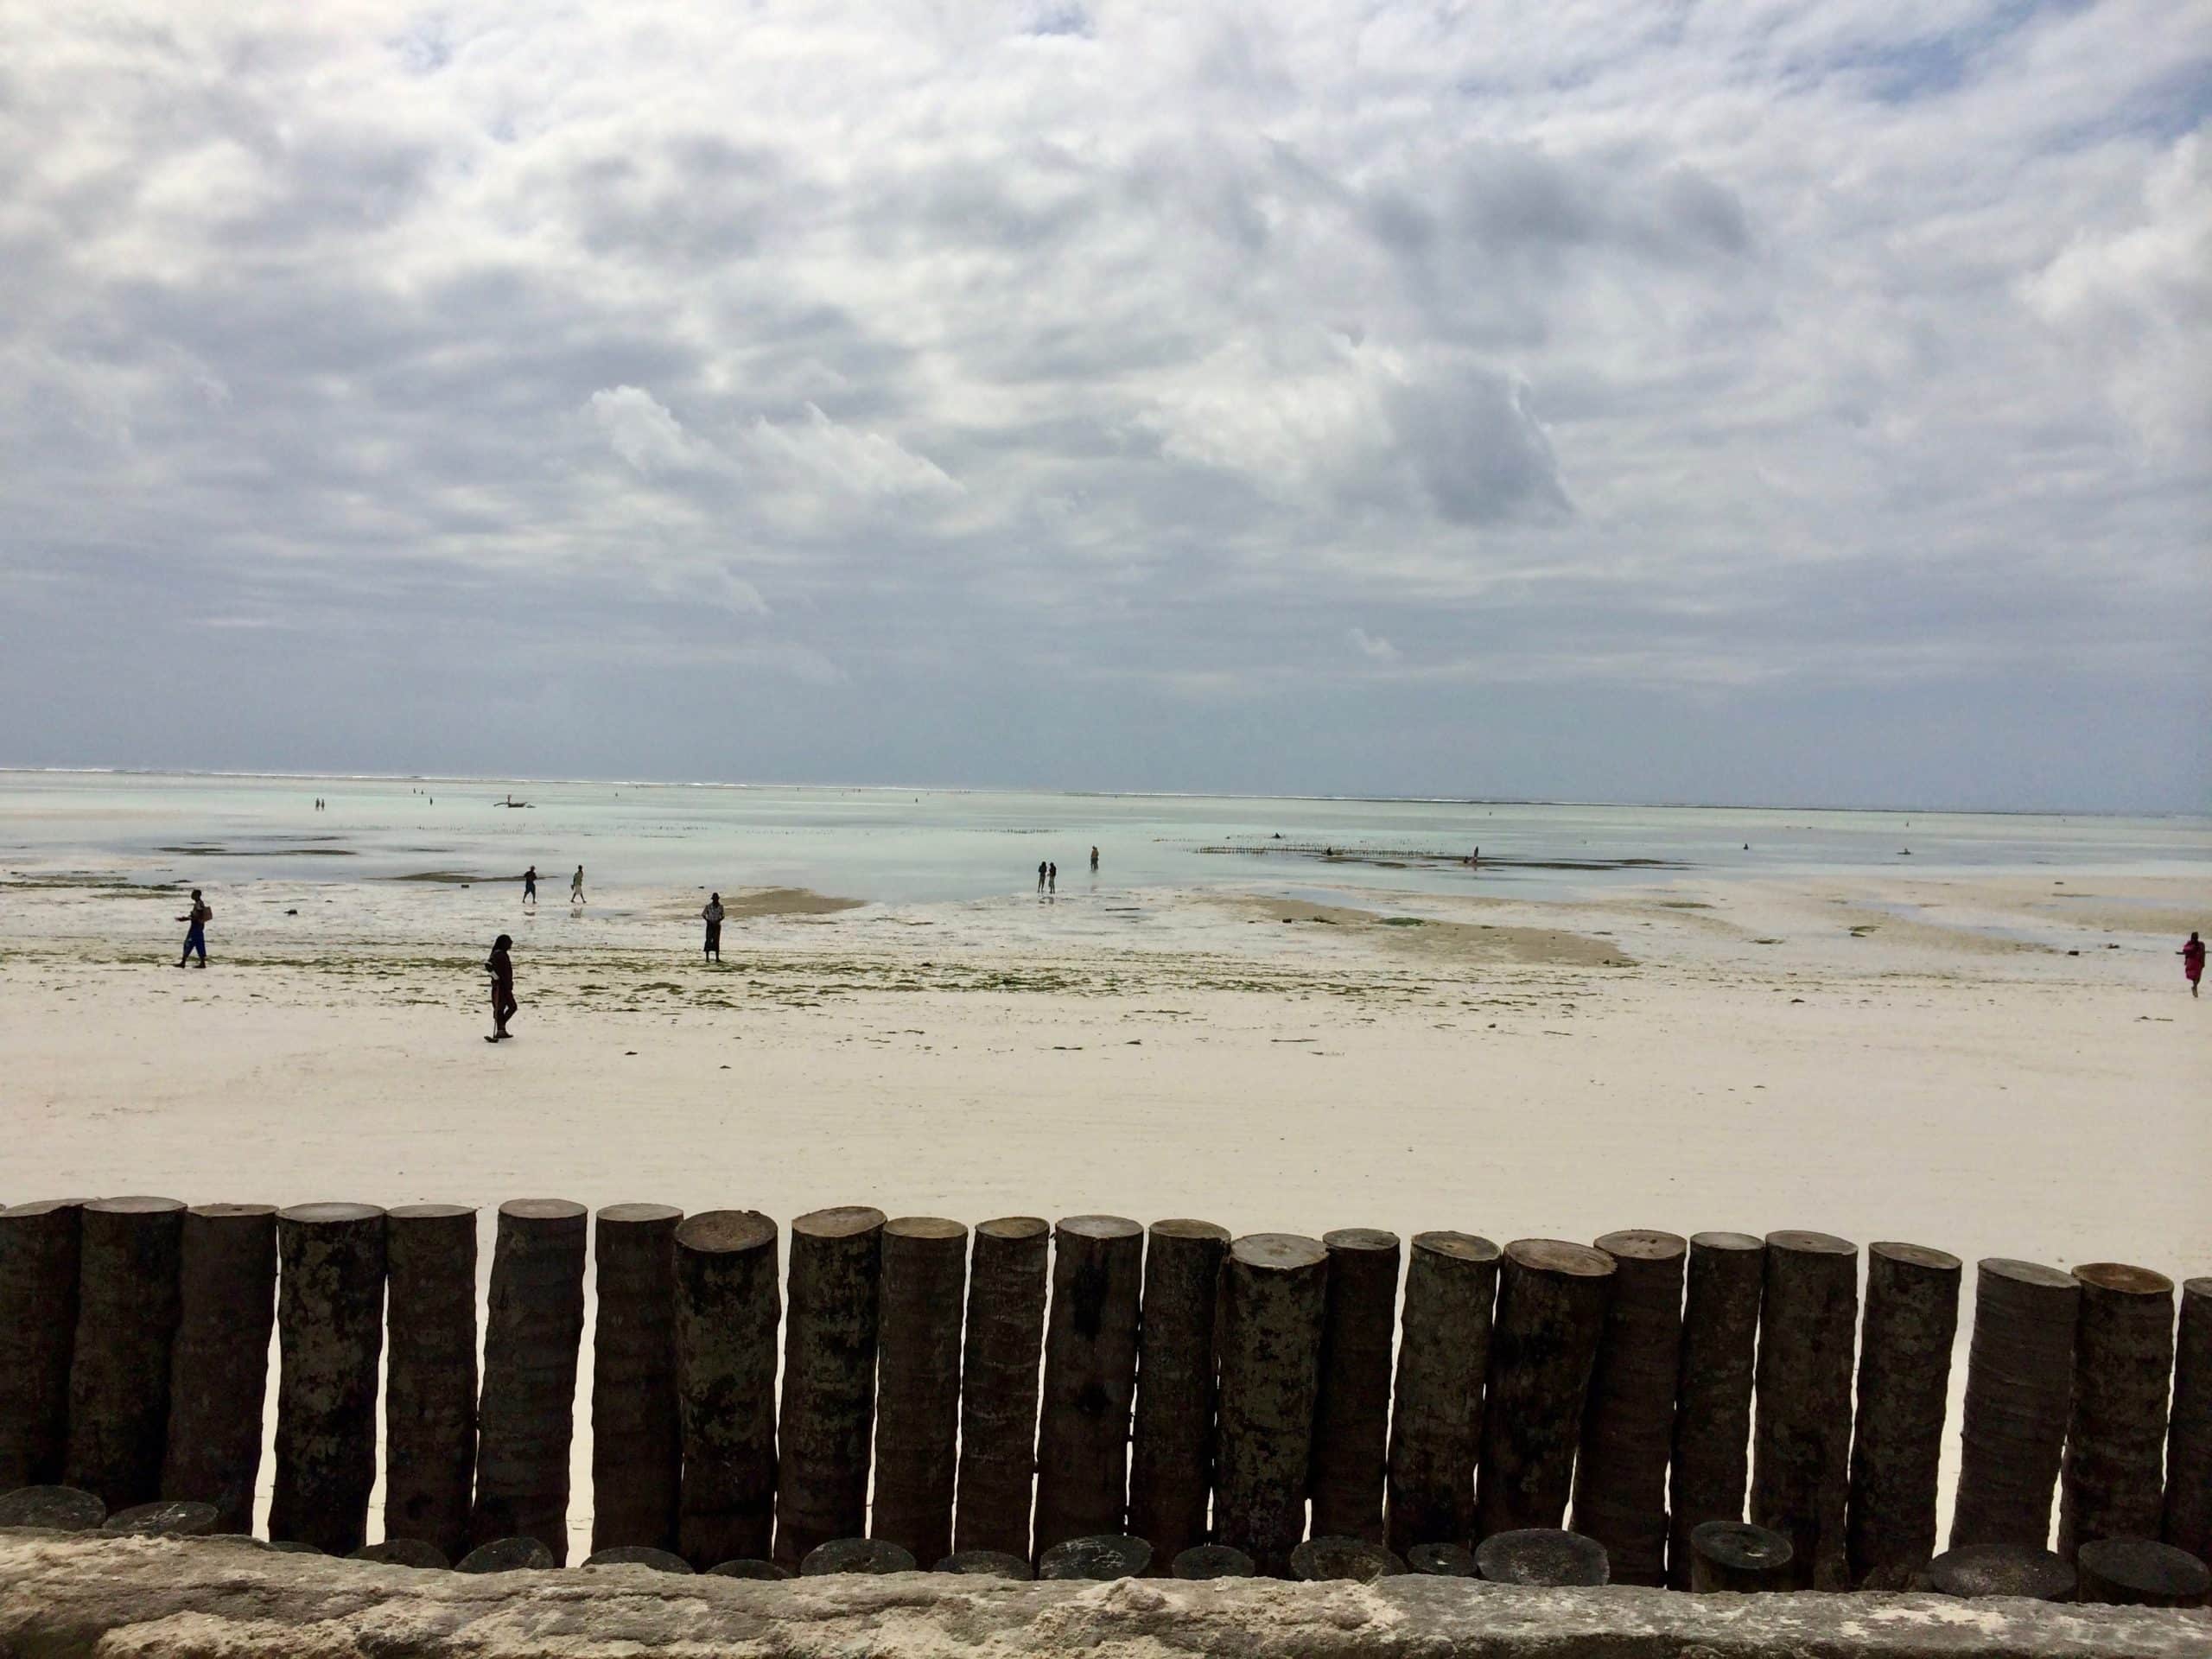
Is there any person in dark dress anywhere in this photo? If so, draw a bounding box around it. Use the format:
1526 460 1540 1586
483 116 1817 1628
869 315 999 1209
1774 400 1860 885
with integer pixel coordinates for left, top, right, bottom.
486 934 517 1040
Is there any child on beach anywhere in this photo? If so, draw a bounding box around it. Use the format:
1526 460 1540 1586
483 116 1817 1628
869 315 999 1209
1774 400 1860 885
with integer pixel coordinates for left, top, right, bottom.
2183 931 2204 998
486 934 517 1040
702 893 725 963
175 889 212 968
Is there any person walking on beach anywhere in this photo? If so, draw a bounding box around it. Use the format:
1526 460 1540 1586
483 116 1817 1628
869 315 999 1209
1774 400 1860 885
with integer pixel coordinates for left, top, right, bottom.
2183 931 2205 999
702 893 725 963
1090 846 1099 873
1037 861 1047 893
523 865 537 906
175 889 212 968
570 865 586 906
485 933 517 1041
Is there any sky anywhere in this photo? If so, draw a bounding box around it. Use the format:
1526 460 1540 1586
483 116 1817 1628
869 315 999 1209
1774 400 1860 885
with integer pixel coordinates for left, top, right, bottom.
2 0 2207 810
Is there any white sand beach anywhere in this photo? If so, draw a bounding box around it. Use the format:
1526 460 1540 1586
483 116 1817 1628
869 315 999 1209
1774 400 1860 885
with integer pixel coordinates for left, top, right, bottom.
3 860 2205 1558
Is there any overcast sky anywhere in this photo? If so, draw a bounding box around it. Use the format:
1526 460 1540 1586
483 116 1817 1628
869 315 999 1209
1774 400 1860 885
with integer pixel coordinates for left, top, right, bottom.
3 1 2206 809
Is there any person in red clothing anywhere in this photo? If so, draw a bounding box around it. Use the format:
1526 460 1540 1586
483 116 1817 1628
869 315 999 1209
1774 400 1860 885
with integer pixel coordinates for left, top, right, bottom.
2183 931 2205 998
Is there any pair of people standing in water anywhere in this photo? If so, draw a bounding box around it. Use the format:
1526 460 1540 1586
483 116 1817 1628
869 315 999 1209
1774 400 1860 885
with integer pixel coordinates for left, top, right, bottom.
1037 849 1101 894
518 865 584 906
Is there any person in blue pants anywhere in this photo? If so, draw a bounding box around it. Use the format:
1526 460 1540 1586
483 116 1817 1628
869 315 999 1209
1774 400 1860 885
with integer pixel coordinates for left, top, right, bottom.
176 889 212 967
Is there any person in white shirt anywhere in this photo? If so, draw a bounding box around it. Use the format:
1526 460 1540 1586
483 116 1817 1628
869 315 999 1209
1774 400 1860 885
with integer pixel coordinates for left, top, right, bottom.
702 893 725 963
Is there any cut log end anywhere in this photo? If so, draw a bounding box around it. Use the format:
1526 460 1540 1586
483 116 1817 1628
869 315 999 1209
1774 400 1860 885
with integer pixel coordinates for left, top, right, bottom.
1291 1535 1406 1581
935 1548 1034 1579
1475 1528 1611 1586
1039 1534 1154 1580
1926 1543 2075 1601
801 1537 918 1575
581 1544 694 1573
1173 1544 1257 1579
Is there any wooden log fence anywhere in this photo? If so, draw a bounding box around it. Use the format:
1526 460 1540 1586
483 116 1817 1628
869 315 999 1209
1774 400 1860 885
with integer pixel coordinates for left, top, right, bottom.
2 1193 2206 1595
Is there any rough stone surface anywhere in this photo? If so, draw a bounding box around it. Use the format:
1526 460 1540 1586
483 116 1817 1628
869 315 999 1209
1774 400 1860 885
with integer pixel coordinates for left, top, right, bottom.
9 1534 2205 1656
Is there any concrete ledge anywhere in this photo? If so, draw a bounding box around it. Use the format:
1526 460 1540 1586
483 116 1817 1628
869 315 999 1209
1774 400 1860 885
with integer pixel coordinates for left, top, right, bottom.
1 1533 2207 1657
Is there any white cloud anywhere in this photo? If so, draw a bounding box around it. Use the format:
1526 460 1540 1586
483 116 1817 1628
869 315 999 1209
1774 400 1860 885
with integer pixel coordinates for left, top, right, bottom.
1348 626 1398 661
588 385 699 475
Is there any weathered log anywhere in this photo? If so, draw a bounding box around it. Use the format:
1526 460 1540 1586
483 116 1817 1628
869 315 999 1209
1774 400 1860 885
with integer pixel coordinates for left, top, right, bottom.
160 1203 276 1535
1127 1218 1230 1566
0 1486 104 1530
350 1538 448 1567
1572 1230 1685 1586
1306 1230 1400 1545
1950 1257 2079 1550
1475 1527 1610 1586
0 1200 86 1491
102 1499 216 1537
1925 1542 2075 1601
1173 1543 1256 1579
1474 1240 1613 1541
1407 1541 1478 1576
581 1544 693 1573
1039 1534 1152 1580
1846 1241 1961 1586
2164 1277 2212 1563
590 1203 683 1555
801 1537 916 1575
1292 1535 1405 1581
64 1198 185 1511
1386 1231 1498 1555
1033 1215 1145 1557
456 1535 553 1573
953 1217 1050 1560
673 1210 779 1569
269 1203 387 1555
773 1206 885 1569
1748 1230 1858 1588
937 1548 1034 1579
470 1199 587 1563
1667 1231 1764 1588
1688 1519 1794 1592
871 1217 968 1569
1214 1233 1330 1577
2059 1262 2175 1558
383 1204 477 1563
385 1203 475 1566
2075 1535 2209 1608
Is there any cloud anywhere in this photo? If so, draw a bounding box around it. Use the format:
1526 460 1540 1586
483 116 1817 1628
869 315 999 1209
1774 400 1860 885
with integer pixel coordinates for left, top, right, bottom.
1348 626 1398 661
588 386 699 474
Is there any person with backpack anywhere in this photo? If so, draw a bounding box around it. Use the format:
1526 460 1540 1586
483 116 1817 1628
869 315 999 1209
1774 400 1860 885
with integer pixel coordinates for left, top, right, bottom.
175 889 213 968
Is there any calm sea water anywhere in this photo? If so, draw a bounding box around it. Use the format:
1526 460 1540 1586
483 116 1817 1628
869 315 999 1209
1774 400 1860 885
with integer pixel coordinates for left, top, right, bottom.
2 772 2204 906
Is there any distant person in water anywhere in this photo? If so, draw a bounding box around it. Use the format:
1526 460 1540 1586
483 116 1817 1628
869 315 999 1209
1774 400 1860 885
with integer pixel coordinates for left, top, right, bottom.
1090 846 1099 872
1047 862 1057 893
523 865 537 905
702 893 725 963
485 933 517 1041
570 865 586 905
175 889 212 968
2183 931 2205 998
1038 861 1047 892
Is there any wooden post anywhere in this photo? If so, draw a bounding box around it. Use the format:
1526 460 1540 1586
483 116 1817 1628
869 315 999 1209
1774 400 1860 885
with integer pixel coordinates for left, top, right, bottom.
1307 1229 1400 1545
1845 1241 1961 1586
160 1203 276 1535
1474 1527 1610 1586
954 1217 1049 1560
773 1206 885 1570
1925 1542 2075 1601
1572 1229 1685 1586
590 1203 683 1555
2059 1262 2175 1558
2163 1277 2212 1563
1039 1534 1152 1579
2075 1536 2209 1608
63 1197 185 1512
802 1536 917 1574
1173 1543 1256 1579
1032 1214 1144 1557
871 1216 968 1570
0 1200 86 1491
384 1203 477 1563
1668 1231 1764 1587
1385 1231 1499 1555
1748 1230 1858 1589
1474 1239 1613 1541
937 1548 1034 1579
1213 1232 1329 1577
673 1210 779 1569
1292 1535 1405 1580
1950 1258 2079 1549
469 1198 587 1564
269 1202 386 1555
1127 1218 1230 1567
1688 1520 1795 1592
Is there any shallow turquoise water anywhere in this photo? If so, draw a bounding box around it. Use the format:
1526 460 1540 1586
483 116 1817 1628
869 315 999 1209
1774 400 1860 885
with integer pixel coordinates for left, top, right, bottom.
1 771 2204 905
